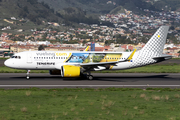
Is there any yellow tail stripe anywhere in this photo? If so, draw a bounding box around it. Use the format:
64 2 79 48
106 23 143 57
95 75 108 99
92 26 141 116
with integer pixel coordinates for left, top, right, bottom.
127 49 136 60
84 46 89 51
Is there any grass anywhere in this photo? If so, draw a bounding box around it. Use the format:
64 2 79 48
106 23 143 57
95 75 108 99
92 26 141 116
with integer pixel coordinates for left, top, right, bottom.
0 57 8 60
1 88 180 119
0 64 180 73
0 66 48 73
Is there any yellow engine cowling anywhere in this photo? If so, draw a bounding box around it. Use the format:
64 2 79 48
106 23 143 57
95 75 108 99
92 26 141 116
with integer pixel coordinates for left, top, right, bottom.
61 65 81 77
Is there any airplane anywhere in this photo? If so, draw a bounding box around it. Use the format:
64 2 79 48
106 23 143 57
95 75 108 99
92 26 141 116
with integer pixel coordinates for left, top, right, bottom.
4 26 172 80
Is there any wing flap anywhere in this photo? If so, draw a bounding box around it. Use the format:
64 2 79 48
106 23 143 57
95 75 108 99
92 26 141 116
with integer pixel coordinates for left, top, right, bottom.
80 61 118 67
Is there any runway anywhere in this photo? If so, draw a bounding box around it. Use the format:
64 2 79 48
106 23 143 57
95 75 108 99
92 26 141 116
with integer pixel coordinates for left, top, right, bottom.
0 73 180 89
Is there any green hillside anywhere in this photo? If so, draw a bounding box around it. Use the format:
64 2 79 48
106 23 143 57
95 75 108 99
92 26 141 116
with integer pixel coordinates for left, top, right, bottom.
0 0 102 34
0 0 65 34
0 0 63 23
38 0 117 14
39 0 180 15
38 0 157 14
153 0 180 11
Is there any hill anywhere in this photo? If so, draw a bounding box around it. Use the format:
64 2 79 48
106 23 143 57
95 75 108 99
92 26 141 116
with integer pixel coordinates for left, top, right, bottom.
0 0 66 34
38 0 117 14
143 0 180 11
0 0 64 23
0 0 104 34
0 0 114 34
38 0 180 15
38 0 157 15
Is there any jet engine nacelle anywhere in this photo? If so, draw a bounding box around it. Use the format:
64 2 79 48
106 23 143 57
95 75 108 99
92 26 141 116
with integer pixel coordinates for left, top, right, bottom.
49 70 61 75
61 65 81 77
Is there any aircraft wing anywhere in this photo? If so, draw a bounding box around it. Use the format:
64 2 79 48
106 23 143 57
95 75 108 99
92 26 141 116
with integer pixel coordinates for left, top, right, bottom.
80 61 119 67
80 49 136 68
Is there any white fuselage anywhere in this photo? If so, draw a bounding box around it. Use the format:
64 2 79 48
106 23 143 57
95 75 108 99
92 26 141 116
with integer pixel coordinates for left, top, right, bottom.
4 50 158 71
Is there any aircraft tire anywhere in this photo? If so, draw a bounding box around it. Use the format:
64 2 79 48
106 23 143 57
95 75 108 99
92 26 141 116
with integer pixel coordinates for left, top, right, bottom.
87 75 93 80
26 76 30 80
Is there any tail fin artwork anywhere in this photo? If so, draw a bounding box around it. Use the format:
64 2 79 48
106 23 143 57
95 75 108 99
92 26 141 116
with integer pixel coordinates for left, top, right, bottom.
140 26 169 57
131 26 170 67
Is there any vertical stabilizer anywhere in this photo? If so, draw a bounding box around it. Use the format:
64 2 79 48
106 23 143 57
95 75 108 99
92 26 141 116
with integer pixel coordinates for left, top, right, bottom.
140 26 169 57
131 26 169 67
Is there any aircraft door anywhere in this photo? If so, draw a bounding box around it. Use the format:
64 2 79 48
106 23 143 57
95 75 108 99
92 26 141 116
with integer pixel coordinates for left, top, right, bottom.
27 52 32 63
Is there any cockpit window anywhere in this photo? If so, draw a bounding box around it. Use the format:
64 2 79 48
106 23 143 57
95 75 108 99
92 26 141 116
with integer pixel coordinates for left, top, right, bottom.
11 56 21 59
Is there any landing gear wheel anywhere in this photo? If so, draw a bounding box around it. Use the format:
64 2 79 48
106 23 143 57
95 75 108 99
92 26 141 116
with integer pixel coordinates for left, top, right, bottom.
87 75 93 80
26 70 30 80
26 76 29 80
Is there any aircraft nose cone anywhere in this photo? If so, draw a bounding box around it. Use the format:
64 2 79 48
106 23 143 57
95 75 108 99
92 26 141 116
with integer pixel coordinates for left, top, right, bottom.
4 59 11 67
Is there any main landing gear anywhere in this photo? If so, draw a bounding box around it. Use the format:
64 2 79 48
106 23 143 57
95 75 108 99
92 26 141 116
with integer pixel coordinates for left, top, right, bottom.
87 71 93 80
26 70 30 80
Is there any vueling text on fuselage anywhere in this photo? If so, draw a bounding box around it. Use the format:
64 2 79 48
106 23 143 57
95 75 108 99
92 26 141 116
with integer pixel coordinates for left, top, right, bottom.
36 52 68 57
56 53 67 56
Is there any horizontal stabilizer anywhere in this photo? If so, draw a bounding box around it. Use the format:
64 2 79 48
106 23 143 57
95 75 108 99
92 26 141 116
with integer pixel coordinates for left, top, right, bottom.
152 55 172 61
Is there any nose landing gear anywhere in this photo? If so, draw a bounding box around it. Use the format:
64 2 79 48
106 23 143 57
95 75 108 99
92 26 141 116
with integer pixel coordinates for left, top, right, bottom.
26 70 30 80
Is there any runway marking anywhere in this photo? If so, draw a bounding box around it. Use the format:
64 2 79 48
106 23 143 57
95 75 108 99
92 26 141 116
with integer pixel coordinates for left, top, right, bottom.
0 85 180 87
